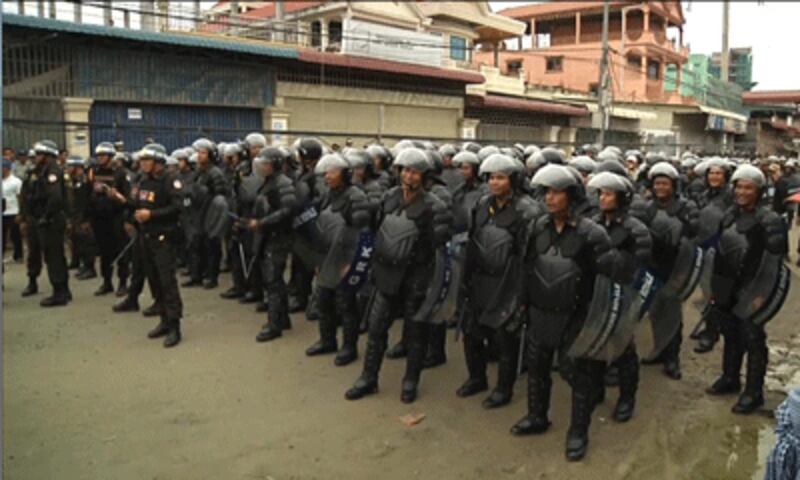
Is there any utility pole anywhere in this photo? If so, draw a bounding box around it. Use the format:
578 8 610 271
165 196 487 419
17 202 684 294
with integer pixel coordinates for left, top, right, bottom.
721 0 730 82
597 0 611 147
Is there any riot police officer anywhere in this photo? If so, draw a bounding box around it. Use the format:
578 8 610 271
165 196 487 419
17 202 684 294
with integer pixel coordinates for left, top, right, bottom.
512 164 617 462
87 141 131 296
21 140 71 306
366 144 394 190
345 147 452 404
65 155 97 280
634 163 699 380
438 144 463 193
588 171 652 422
183 138 228 289
456 154 541 409
250 147 298 342
304 153 372 365
705 164 789 414
288 137 325 314
693 158 735 354
131 144 184 348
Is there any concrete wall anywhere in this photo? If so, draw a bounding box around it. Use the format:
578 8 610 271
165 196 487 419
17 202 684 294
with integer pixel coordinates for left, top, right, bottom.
276 81 462 145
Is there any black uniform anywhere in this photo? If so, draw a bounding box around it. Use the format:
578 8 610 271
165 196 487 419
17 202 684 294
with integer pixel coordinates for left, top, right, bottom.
345 186 452 403
253 172 298 341
305 184 372 365
87 162 131 292
222 160 258 299
594 209 652 422
130 170 183 336
25 159 71 305
633 195 698 378
706 204 787 413
66 169 96 276
457 193 541 408
186 164 228 287
513 213 615 460
20 168 44 295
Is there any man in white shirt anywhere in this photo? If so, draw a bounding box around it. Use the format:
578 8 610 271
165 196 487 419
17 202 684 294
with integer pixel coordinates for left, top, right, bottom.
3 159 24 262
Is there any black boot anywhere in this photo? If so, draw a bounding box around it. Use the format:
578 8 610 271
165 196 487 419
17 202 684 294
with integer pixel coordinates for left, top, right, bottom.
511 342 552 436
386 320 410 359
565 390 593 462
305 290 321 321
345 338 384 400
707 338 743 395
457 332 489 397
288 296 307 313
483 331 518 409
181 278 203 288
256 292 285 343
202 278 218 289
220 287 245 299
163 319 182 348
75 267 97 280
604 365 619 387
40 287 69 307
335 307 359 367
94 279 114 296
255 301 269 313
147 317 170 339
613 347 639 423
732 343 767 415
306 310 337 356
112 297 140 313
661 331 682 380
142 302 162 317
21 276 38 297
510 377 551 435
423 323 447 369
115 279 128 297
400 322 428 404
239 290 260 303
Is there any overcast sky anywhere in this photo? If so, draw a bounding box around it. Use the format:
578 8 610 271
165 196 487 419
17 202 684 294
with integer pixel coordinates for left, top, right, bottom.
6 1 797 91
489 1 800 91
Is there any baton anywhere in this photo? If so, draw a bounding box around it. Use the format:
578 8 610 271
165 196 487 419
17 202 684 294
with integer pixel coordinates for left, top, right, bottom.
112 234 137 265
517 323 527 377
238 241 249 279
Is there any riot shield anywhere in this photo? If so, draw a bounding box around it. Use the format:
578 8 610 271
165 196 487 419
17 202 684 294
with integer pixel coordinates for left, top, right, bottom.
600 270 659 361
317 221 355 290
566 275 623 360
732 252 791 326
204 194 232 240
432 235 467 324
411 246 452 324
637 287 681 360
662 239 704 301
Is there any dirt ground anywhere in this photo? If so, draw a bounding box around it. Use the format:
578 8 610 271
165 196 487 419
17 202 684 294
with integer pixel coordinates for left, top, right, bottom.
3 230 800 480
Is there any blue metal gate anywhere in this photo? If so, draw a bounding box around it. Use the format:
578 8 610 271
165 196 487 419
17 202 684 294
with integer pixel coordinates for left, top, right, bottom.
89 103 262 153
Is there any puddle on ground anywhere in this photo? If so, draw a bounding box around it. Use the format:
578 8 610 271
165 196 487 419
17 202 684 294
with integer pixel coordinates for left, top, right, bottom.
618 406 777 479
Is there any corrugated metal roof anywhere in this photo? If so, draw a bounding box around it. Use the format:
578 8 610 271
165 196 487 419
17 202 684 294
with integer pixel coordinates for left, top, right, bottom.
2 13 298 60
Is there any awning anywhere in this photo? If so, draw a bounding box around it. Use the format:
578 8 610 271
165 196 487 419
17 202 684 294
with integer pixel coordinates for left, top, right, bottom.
696 105 748 123
586 104 657 120
467 94 590 117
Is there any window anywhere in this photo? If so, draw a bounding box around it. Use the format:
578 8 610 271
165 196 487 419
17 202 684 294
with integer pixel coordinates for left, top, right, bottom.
450 36 467 61
546 56 563 72
647 59 661 80
535 33 551 48
627 55 642 68
507 60 523 76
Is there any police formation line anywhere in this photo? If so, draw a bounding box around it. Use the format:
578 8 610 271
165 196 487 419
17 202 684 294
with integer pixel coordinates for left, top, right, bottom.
14 137 793 461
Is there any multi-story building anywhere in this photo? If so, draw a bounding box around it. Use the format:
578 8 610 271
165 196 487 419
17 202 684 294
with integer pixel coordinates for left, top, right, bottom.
742 90 800 157
710 47 756 92
478 0 689 104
